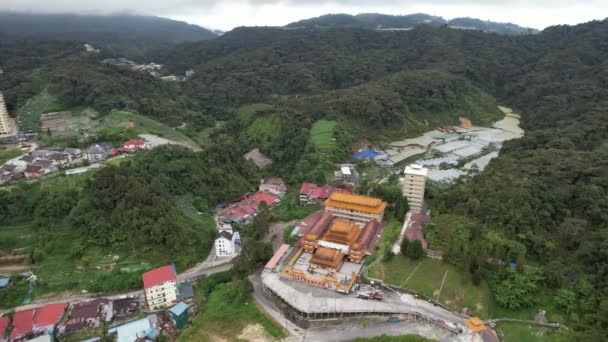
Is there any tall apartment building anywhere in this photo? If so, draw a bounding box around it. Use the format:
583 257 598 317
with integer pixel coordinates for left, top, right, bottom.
0 92 11 135
324 192 387 224
142 265 178 310
402 164 428 213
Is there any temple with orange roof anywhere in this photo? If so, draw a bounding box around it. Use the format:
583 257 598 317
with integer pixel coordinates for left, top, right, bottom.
274 192 387 293
324 192 387 224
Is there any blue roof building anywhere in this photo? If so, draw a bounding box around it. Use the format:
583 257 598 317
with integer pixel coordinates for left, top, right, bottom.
353 149 381 160
169 302 189 329
0 277 10 288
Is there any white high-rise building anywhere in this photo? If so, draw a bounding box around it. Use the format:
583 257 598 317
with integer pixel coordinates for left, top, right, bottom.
0 92 11 135
403 164 428 213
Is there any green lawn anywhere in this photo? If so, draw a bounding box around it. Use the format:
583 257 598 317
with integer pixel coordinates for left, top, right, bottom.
497 322 562 342
0 147 24 164
177 282 285 341
369 256 491 318
310 119 337 151
18 88 63 131
237 103 273 122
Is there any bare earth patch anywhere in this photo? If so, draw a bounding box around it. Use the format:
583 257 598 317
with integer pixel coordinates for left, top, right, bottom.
238 324 273 342
0 265 30 273
208 333 229 342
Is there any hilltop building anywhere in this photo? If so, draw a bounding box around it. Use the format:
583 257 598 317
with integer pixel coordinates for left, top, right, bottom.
142 265 178 310
402 164 428 213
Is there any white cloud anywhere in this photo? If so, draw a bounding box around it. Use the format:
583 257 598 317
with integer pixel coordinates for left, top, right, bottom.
0 0 606 31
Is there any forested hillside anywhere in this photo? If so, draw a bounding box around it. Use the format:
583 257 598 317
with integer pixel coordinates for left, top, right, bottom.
167 20 608 339
1 14 608 338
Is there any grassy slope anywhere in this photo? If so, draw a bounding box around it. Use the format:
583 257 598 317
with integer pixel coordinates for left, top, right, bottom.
98 110 198 146
369 256 491 318
245 114 282 141
18 88 63 131
310 119 337 151
237 103 273 122
0 147 23 164
177 282 285 341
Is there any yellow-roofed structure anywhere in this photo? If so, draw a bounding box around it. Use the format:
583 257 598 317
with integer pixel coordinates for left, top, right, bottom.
324 193 387 224
465 317 487 333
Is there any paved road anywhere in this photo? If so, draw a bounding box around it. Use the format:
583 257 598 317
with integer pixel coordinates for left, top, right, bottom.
0 261 233 316
250 273 305 341
264 220 297 251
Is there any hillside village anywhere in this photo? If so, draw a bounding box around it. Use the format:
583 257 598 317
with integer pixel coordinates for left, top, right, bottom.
0 98 527 341
2 7 605 341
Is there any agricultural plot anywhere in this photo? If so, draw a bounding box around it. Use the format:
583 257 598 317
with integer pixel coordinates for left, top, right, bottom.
369 256 491 317
310 119 337 151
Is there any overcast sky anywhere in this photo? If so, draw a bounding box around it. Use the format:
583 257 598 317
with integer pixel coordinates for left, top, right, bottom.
0 0 606 31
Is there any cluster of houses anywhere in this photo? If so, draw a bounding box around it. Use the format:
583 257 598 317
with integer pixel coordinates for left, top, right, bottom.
0 147 82 182
0 264 194 342
214 178 287 257
0 139 149 184
101 58 195 82
299 182 351 206
217 178 286 225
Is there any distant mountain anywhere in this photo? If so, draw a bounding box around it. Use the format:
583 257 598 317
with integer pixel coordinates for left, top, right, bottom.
286 13 445 30
448 17 538 35
0 12 218 59
286 13 537 35
0 12 217 42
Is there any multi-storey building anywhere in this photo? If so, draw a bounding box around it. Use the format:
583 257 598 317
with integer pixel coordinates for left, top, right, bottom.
402 164 428 213
0 92 12 135
142 265 178 310
324 192 387 224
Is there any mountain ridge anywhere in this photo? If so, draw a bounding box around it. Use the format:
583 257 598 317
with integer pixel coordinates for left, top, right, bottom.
286 12 539 35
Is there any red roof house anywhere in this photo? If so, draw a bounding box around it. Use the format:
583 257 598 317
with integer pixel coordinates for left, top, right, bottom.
142 265 177 289
11 308 36 340
310 187 331 201
251 191 279 206
34 303 67 333
0 316 9 341
300 183 317 195
122 139 146 151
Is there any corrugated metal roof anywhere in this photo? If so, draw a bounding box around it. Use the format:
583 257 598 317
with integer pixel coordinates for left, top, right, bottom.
169 302 188 316
0 277 10 287
265 244 290 270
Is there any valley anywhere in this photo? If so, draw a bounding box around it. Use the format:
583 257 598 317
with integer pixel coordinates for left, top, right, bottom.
0 8 607 342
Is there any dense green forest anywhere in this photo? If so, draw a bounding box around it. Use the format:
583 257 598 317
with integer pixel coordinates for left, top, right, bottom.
0 15 607 338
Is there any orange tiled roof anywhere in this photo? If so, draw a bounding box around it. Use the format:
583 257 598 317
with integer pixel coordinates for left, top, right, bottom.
465 317 487 333
325 193 387 214
310 247 345 269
